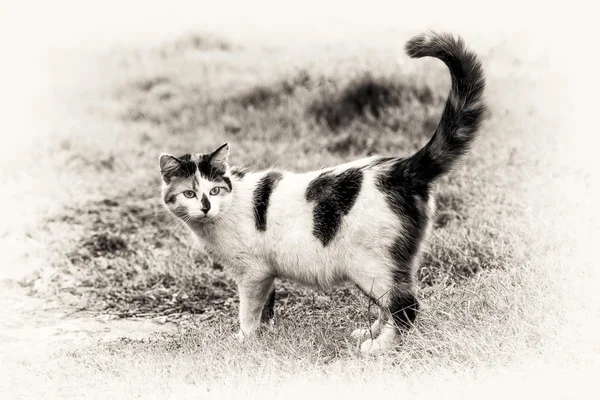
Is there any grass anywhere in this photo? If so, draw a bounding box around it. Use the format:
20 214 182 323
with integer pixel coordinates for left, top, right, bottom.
3 24 599 399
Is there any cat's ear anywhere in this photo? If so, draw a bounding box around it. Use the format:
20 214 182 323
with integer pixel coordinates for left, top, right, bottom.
209 143 229 168
159 153 180 183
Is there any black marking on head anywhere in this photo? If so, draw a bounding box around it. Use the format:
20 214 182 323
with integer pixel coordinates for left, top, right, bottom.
222 176 232 191
165 195 177 204
305 168 363 246
253 171 283 231
388 292 419 330
176 154 198 177
163 186 178 204
197 143 230 182
376 165 431 287
200 193 211 212
197 154 227 181
161 154 197 183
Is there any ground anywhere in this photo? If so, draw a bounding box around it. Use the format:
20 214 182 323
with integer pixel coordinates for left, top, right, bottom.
1 1 599 399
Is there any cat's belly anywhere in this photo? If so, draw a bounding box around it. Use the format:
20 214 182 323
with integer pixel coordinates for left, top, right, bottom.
271 251 349 290
257 232 365 290
205 233 350 289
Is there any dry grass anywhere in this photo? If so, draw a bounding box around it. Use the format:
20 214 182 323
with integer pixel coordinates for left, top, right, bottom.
2 14 599 400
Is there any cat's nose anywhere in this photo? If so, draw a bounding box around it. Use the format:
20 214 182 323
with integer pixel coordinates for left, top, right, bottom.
200 194 211 214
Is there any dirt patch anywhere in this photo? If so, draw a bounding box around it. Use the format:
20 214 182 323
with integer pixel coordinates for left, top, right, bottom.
81 233 128 257
230 70 313 109
309 76 437 131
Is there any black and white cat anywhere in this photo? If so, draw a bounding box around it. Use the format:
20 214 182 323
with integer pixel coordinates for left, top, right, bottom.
159 32 486 353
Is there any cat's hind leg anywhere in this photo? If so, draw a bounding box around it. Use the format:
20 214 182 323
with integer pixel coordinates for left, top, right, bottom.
359 291 419 354
351 261 419 354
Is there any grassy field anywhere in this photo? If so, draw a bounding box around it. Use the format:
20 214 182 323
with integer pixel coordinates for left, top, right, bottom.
1 5 599 398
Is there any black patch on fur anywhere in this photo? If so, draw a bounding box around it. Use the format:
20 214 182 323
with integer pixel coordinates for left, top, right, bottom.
305 168 363 246
388 292 419 329
376 162 431 288
200 193 211 212
253 171 283 231
197 154 227 181
403 32 486 183
260 287 276 323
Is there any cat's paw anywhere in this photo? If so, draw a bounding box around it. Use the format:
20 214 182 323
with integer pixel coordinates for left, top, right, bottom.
234 330 246 342
360 338 384 354
351 328 370 340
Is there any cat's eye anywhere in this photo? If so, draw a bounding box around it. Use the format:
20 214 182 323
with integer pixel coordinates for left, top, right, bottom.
182 190 196 198
209 187 221 196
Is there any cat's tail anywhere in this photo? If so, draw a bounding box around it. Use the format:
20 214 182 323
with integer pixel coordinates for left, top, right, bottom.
402 32 486 183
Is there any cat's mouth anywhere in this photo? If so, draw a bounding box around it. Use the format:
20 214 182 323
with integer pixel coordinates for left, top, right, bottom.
188 214 215 224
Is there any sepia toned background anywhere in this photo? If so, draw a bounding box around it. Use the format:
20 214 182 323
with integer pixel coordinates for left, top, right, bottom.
1 1 598 398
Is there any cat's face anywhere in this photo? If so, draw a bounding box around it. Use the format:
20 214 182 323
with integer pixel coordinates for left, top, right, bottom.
160 143 233 224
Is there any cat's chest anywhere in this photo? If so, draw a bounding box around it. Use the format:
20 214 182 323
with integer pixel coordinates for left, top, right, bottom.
193 226 255 268
194 232 228 254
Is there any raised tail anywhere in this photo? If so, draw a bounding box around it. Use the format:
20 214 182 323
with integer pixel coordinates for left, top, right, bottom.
403 32 486 183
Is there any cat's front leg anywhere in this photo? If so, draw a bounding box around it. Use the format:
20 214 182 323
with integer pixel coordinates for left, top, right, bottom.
236 275 275 340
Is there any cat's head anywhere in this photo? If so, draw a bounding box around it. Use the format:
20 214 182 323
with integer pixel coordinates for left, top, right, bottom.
159 143 233 223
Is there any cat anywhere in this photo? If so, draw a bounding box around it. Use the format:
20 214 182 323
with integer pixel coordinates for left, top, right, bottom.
159 32 485 353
